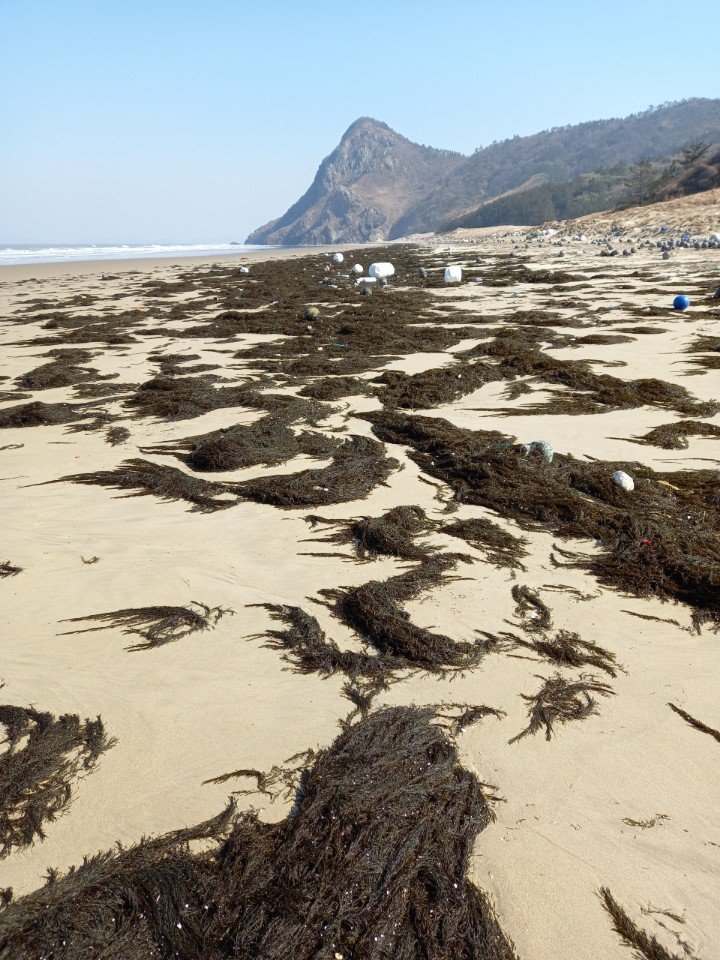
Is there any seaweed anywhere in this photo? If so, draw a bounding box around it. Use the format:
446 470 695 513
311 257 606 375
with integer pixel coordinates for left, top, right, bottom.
59 602 230 651
0 704 115 858
511 584 553 632
0 562 22 579
16 349 103 392
365 411 720 618
306 505 434 561
600 887 684 960
55 459 241 512
105 425 130 446
147 415 338 473
482 629 620 676
510 673 614 742
323 555 489 672
0 707 517 960
668 702 720 744
630 419 720 450
238 435 396 508
442 517 529 569
0 400 92 429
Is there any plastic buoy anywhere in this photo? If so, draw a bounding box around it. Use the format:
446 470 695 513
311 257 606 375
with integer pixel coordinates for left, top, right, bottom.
673 295 690 311
352 263 363 274
369 262 395 279
612 470 634 492
444 266 462 283
332 253 344 264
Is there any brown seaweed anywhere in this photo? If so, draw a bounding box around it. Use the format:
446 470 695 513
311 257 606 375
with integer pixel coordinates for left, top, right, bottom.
442 517 529 569
0 706 517 960
668 702 720 744
0 704 115 858
600 887 684 960
510 673 614 742
59 602 230 651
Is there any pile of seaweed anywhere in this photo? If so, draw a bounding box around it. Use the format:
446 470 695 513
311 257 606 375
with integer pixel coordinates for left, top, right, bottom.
306 504 434 561
442 517 529 570
461 328 717 418
0 400 93 429
0 706 516 960
16 349 109 393
630 419 720 450
365 411 720 621
144 414 338 472
56 434 397 511
0 703 114 858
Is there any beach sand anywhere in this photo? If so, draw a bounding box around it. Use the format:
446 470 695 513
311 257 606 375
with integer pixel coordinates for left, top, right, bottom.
1 205 719 958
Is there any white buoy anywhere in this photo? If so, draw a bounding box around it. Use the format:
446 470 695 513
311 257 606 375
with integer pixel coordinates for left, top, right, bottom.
332 252 344 264
352 263 364 274
355 276 377 285
612 470 634 491
369 262 395 279
444 266 462 283
238 266 250 274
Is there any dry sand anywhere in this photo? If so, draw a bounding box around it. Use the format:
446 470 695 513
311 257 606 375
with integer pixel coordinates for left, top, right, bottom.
1 209 719 958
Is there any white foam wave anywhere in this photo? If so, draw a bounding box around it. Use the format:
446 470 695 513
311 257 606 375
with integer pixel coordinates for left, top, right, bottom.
0 243 271 266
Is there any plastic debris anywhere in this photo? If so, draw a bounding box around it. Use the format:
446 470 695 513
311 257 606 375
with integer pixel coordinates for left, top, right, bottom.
369 262 395 279
612 470 634 492
522 440 553 463
444 266 462 283
237 266 250 274
352 263 364 274
304 306 320 320
673 294 691 311
332 253 344 264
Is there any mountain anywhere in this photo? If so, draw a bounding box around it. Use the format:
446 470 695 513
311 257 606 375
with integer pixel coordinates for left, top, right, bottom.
246 118 463 245
247 99 720 244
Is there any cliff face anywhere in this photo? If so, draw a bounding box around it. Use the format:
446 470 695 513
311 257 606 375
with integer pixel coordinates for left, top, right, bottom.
247 100 720 244
246 118 463 245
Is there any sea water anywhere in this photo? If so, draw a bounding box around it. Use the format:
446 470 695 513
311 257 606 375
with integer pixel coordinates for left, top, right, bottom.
0 242 272 266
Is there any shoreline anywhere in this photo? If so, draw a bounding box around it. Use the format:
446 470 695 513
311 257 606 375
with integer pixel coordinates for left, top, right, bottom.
0 242 381 283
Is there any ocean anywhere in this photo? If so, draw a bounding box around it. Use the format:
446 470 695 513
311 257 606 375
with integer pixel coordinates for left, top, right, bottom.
0 242 271 266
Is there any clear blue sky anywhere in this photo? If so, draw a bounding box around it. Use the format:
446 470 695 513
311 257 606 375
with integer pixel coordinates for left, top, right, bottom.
1 0 718 243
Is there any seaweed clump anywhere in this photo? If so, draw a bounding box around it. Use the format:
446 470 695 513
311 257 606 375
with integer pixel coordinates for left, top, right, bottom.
510 673 614 742
631 419 720 450
0 400 91 429
0 704 114 858
307 504 434 561
59 602 230 651
442 517 529 570
0 562 22 579
600 887 684 960
0 706 517 960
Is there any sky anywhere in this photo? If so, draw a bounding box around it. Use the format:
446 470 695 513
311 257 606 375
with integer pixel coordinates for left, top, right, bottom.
1 0 718 243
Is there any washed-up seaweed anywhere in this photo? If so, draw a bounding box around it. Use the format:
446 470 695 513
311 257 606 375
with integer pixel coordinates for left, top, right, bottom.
0 706 517 960
668 702 720 744
54 458 241 512
0 704 114 858
146 415 338 472
600 887 683 960
366 411 720 619
59 602 230 651
511 584 553 632
0 562 22 579
629 419 720 450
0 400 93 429
16 349 107 392
322 555 488 672
238 435 396 508
481 628 620 676
509 673 615 742
306 504 435 561
442 517 529 569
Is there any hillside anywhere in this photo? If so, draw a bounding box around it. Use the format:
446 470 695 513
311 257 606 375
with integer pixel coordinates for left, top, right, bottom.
246 118 463 245
247 99 720 244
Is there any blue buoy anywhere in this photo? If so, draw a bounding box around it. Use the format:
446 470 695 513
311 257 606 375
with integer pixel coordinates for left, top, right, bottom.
673 294 690 311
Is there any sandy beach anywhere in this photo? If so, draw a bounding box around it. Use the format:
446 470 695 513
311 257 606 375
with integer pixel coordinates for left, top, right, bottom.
1 201 719 959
